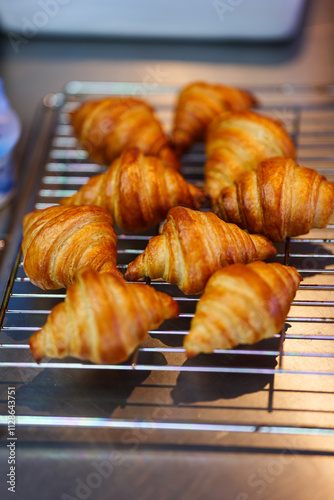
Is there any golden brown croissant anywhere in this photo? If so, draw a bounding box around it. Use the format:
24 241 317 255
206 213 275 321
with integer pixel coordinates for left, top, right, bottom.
60 148 205 233
172 81 257 155
205 110 296 203
125 206 277 295
22 205 122 290
29 269 179 364
184 261 301 358
215 157 334 241
71 96 180 170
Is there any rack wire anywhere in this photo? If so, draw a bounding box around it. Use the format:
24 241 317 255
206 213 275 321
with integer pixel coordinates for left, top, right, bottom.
0 83 334 441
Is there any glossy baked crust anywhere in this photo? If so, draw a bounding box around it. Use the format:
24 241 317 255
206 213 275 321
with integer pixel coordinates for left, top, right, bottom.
205 110 296 203
215 157 334 241
60 148 205 233
71 96 180 170
172 81 257 155
184 261 301 357
22 205 122 290
29 269 179 364
125 206 277 295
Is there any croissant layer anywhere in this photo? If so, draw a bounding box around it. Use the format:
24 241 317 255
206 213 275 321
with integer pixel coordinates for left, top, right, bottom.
60 148 205 233
205 110 296 203
125 206 277 295
71 96 180 169
215 157 334 241
29 269 179 364
22 205 122 290
172 82 256 155
184 261 301 357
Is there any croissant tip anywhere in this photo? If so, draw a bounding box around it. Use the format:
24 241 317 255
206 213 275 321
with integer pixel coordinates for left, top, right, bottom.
124 269 143 283
249 94 259 108
158 145 182 171
124 269 133 281
171 301 180 319
157 291 179 320
59 196 70 206
183 334 199 358
185 349 197 360
171 140 187 158
29 337 43 364
98 263 124 280
189 185 207 209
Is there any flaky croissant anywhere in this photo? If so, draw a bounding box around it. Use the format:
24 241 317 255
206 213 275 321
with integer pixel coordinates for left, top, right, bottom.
29 269 179 364
71 96 180 170
184 261 301 358
172 81 257 155
205 110 296 203
60 148 205 233
22 205 122 290
125 206 277 295
215 157 334 241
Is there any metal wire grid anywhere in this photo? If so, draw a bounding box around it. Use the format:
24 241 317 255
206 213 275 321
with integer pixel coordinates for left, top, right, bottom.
0 83 333 436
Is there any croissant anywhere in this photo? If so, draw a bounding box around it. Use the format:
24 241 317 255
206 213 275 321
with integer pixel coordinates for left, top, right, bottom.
29 269 179 364
172 81 257 155
205 110 296 203
60 148 205 233
125 206 277 295
22 205 122 290
215 157 334 241
71 96 180 170
184 261 301 358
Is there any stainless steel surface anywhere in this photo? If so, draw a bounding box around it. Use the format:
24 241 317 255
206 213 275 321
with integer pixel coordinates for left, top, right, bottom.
1 82 334 499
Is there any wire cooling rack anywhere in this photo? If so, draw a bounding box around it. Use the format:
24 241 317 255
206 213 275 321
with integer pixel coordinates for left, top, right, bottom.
0 83 333 446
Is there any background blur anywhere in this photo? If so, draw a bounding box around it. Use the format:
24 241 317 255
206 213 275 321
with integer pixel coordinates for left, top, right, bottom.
0 0 333 156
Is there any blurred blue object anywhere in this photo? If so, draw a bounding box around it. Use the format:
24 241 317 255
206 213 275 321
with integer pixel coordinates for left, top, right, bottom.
0 79 21 207
0 0 307 42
